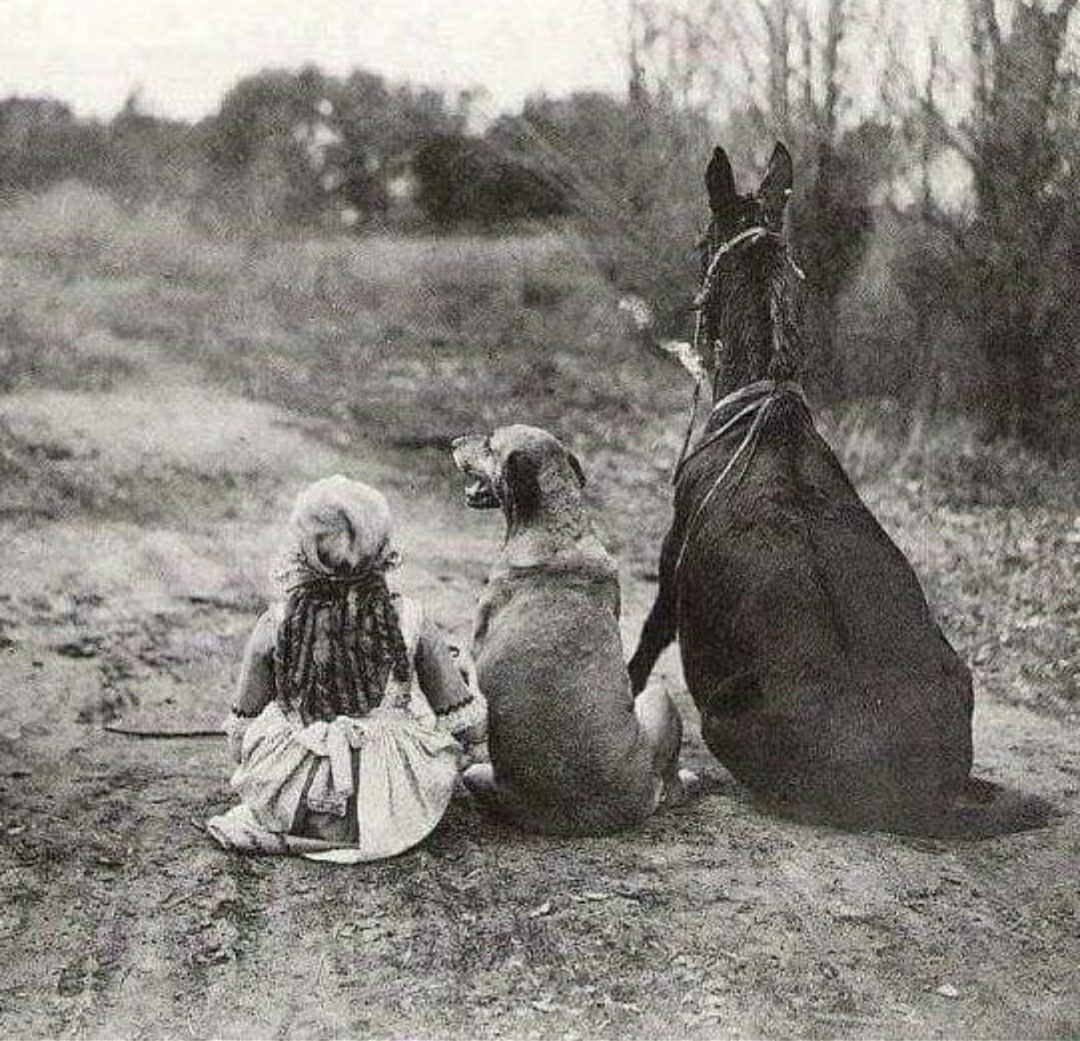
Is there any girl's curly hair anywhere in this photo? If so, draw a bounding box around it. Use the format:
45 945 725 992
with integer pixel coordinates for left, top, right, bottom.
274 563 411 723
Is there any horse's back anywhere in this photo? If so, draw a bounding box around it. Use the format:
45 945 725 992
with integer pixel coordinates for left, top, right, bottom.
675 415 973 820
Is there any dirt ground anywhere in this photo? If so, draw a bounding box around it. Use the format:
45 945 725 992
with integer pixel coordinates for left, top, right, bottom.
0 344 1077 1041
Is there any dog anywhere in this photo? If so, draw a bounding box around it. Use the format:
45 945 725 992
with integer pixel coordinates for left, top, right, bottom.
451 424 691 834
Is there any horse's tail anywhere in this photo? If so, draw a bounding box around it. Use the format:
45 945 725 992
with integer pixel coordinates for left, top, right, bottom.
752 774 1058 840
926 777 1059 840
854 777 1059 840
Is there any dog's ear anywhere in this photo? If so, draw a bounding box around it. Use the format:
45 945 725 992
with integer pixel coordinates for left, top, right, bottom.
567 451 586 489
502 448 542 521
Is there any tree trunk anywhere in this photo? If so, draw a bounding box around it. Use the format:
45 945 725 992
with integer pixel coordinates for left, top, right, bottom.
980 308 1045 445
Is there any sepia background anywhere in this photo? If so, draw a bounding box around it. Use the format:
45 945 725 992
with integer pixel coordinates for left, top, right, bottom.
0 1 1076 1038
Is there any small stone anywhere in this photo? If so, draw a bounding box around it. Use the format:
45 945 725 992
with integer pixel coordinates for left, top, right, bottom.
54 638 101 659
936 983 960 998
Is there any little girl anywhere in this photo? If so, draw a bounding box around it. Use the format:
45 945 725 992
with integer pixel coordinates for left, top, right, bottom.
207 475 486 862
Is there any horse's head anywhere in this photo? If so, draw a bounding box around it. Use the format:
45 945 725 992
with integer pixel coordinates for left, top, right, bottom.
697 143 803 400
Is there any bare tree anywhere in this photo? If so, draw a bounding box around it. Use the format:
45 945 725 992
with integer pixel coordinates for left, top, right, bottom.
917 0 1080 443
972 0 1079 441
625 0 882 394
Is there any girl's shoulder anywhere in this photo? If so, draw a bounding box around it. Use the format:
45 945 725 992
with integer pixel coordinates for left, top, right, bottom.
248 607 281 655
249 600 291 653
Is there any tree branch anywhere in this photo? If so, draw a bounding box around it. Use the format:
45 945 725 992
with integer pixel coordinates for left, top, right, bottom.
920 97 978 167
1053 0 1080 32
970 0 1002 57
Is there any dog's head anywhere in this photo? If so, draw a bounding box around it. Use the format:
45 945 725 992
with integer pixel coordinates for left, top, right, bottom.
451 425 586 523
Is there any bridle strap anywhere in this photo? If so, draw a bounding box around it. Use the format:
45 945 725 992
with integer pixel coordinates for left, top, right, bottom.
670 380 808 578
671 226 772 481
694 225 772 308
671 391 776 578
672 378 804 482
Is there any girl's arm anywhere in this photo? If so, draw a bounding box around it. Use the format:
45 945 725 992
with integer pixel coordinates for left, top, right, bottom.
223 611 277 760
414 614 487 748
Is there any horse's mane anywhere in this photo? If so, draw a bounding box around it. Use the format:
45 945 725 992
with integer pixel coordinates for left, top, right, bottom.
704 234 804 397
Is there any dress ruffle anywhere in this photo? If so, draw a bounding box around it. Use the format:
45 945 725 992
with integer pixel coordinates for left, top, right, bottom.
207 701 460 862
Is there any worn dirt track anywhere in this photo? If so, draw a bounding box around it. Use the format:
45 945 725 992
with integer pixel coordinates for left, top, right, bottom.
0 351 1076 1040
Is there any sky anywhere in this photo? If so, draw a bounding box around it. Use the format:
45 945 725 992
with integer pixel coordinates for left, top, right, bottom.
3 0 631 123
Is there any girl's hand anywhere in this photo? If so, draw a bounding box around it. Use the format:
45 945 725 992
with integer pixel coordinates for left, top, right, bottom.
463 739 489 767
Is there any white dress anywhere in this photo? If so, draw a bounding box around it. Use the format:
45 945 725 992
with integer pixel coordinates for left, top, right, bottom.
206 598 480 863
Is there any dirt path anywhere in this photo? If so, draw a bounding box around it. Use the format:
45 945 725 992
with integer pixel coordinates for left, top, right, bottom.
0 352 1076 1040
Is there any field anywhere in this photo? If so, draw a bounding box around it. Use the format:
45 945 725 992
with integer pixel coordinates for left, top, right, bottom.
0 185 1077 1039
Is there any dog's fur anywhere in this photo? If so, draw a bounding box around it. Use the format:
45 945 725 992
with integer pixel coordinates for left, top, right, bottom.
452 425 682 834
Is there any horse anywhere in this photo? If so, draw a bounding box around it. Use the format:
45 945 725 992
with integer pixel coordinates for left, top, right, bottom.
628 142 1052 836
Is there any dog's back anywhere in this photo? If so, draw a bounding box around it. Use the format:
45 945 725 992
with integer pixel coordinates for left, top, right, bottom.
476 546 660 834
454 424 678 834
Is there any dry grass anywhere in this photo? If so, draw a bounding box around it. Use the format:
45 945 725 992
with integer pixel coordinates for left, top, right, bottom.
0 186 689 525
820 405 1080 717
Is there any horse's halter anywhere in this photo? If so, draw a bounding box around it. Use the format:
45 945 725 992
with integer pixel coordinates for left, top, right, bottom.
695 225 776 310
694 224 804 360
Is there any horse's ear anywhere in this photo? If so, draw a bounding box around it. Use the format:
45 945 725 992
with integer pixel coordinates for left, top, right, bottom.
758 142 793 227
705 146 737 216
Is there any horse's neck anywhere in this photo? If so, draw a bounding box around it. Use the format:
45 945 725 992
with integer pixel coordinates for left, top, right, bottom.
709 293 774 401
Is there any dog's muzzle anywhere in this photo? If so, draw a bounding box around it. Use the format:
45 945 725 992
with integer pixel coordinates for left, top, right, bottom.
452 435 502 509
462 479 501 509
